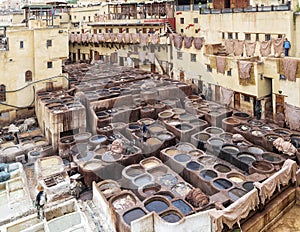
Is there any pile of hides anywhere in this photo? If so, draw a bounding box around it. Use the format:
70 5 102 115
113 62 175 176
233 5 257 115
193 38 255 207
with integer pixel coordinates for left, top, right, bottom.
225 39 234 54
186 188 209 208
173 34 183 49
184 36 193 49
273 137 297 156
260 40 271 57
285 102 300 130
193 37 204 50
245 41 256 57
282 57 298 81
233 40 244 56
216 56 227 74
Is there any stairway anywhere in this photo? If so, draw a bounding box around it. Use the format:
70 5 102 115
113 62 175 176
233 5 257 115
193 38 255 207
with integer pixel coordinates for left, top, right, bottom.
165 21 176 34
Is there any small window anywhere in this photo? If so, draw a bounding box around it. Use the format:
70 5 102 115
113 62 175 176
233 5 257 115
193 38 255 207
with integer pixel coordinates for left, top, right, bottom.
235 32 238 39
278 34 282 38
25 70 32 82
207 65 212 72
228 33 233 39
69 15 72 20
20 41 24 49
177 52 183 60
245 33 251 40
98 29 102 33
0 85 6 102
46 40 52 48
227 69 232 76
119 28 122 33
74 16 77 19
180 29 184 33
47 61 53 69
265 34 271 41
222 32 225 39
243 95 251 102
126 28 129 33
195 29 199 33
88 16 91 22
180 18 184 24
83 16 86 21
191 54 196 62
279 74 286 80
194 18 198 23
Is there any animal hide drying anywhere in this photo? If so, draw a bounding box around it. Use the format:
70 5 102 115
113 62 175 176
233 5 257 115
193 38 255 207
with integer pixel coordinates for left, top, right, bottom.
272 37 284 57
140 33 149 46
193 37 204 50
75 34 82 43
221 87 233 106
110 33 116 43
233 40 244 56
139 51 146 63
148 52 155 64
131 33 139 44
117 33 124 43
103 33 110 42
225 39 234 54
245 41 256 57
216 56 227 74
260 40 271 57
184 36 193 49
238 61 252 79
173 34 183 49
285 102 300 130
282 57 298 81
124 33 131 43
69 34 75 43
150 34 159 44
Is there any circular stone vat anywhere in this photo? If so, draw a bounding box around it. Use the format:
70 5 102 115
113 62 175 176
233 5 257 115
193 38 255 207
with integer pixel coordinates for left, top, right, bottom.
228 188 247 201
172 199 193 215
141 158 161 169
214 164 231 173
74 132 91 143
243 182 254 192
227 173 246 183
171 182 192 197
186 161 203 171
176 143 195 152
179 113 197 121
172 108 186 115
248 119 264 126
142 184 161 196
233 112 250 120
145 198 169 213
195 132 211 141
159 174 178 187
161 210 182 223
101 151 122 163
222 145 240 155
208 138 225 147
133 173 152 187
262 152 283 165
156 132 173 141
198 156 216 165
247 146 264 155
148 166 168 176
265 134 281 142
89 135 107 146
220 132 233 142
174 154 191 163
128 123 141 131
205 127 224 135
237 153 256 164
112 193 136 212
165 148 179 156
82 160 102 171
188 150 205 157
252 161 274 174
158 111 174 119
123 208 146 225
125 166 145 178
251 130 264 137
213 178 233 190
273 128 290 136
175 123 193 131
199 169 218 181
149 125 166 134
155 191 174 200
238 124 251 131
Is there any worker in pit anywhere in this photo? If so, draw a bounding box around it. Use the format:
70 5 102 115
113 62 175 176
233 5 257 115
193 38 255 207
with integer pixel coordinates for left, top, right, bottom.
35 185 47 219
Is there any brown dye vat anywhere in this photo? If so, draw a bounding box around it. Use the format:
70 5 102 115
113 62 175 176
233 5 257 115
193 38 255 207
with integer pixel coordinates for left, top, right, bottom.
74 132 92 143
273 128 291 136
148 125 166 134
97 180 121 198
214 164 231 173
111 193 137 213
153 102 167 115
138 118 155 126
141 158 161 169
198 156 217 165
165 148 179 156
262 152 284 165
160 210 183 223
228 188 247 201
232 112 251 121
205 127 224 135
263 133 283 151
172 108 186 115
171 182 192 197
146 137 162 146
227 173 246 183
195 132 211 141
122 208 147 225
251 161 274 174
186 95 201 102
188 149 205 158
142 184 162 197
144 196 170 213
158 111 174 120
200 169 218 181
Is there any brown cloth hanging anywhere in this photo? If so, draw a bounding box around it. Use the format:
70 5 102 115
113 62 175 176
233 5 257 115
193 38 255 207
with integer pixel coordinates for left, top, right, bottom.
140 33 149 46
110 33 116 43
216 56 227 74
81 33 87 43
282 57 298 81
260 40 272 57
225 39 234 54
104 33 110 42
87 32 93 43
97 33 104 43
272 37 284 57
221 87 233 106
150 34 159 44
124 33 131 43
131 33 139 44
173 34 183 49
69 33 75 43
233 40 244 56
117 33 124 43
92 34 98 43
245 41 256 57
285 102 300 130
193 37 204 50
75 34 82 43
184 36 193 49
238 61 252 79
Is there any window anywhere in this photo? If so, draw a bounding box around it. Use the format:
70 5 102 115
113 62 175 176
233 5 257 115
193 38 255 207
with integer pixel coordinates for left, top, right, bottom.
20 41 24 49
46 40 52 48
228 33 233 39
227 69 232 76
47 61 53 69
194 18 198 23
180 29 184 33
222 32 225 39
207 65 212 72
25 70 32 82
265 34 271 41
245 33 251 40
235 32 238 39
180 18 184 24
0 85 6 102
191 54 196 62
256 34 259 41
278 34 282 38
119 28 122 33
195 29 199 33
88 16 91 22
98 29 102 33
177 52 183 60
243 95 251 102
126 28 129 33
83 16 86 21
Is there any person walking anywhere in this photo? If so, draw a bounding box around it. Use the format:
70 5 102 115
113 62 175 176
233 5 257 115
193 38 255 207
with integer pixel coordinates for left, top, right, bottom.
283 38 291 56
35 185 47 219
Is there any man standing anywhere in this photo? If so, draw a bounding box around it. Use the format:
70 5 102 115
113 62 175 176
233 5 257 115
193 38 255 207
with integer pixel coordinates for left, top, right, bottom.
283 38 291 56
35 185 47 219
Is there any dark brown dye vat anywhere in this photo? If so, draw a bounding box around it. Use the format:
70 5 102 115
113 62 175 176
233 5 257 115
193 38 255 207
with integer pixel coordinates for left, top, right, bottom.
123 208 146 225
262 153 281 162
174 154 191 163
186 161 203 171
175 124 193 131
145 200 169 213
234 112 250 118
243 182 254 192
161 212 182 223
228 188 247 201
159 174 178 187
214 164 231 173
206 127 223 135
252 161 273 172
274 129 290 136
143 185 161 195
200 170 217 181
172 200 193 215
213 178 233 190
